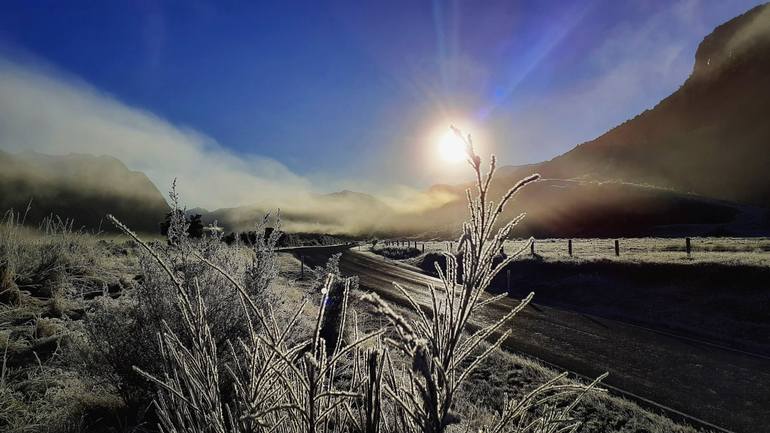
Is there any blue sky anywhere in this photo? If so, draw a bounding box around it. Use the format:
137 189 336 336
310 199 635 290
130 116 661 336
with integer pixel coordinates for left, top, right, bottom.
0 0 766 205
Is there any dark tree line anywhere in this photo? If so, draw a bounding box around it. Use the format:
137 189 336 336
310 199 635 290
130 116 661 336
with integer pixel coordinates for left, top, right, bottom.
160 210 204 239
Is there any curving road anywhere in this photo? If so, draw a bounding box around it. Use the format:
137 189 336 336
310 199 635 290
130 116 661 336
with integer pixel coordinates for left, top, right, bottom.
286 246 770 433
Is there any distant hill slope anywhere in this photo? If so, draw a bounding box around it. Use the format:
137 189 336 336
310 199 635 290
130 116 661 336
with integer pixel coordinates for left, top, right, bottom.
409 179 769 238
0 151 169 233
499 3 770 205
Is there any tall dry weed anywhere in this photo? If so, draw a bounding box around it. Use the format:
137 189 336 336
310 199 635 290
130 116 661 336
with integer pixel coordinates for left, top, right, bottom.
105 128 604 433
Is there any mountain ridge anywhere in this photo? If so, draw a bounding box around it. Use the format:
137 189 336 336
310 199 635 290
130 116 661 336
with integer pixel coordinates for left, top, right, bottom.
491 3 770 205
0 150 170 233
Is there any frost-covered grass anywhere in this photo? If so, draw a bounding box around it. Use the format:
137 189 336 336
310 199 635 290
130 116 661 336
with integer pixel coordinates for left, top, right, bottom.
0 132 724 432
0 212 714 432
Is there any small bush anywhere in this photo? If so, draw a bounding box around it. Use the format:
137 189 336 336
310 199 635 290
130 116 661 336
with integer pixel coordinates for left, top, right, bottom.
371 246 421 260
310 252 342 289
83 182 279 410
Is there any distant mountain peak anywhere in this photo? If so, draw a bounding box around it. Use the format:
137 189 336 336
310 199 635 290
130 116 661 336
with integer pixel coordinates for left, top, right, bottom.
691 3 770 82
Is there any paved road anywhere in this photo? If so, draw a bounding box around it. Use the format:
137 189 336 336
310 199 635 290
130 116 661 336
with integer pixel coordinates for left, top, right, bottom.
286 246 770 433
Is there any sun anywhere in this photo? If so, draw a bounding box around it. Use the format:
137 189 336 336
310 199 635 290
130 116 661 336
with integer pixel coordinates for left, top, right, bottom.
437 129 467 163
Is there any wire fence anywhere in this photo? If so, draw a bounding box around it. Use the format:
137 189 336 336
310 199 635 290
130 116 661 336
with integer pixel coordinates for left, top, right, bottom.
379 237 770 266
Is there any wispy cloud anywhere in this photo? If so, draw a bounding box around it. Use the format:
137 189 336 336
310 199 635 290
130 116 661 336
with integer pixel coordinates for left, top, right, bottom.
0 56 316 210
0 56 456 234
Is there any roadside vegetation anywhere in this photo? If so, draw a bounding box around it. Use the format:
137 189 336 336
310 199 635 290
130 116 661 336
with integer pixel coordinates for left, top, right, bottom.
370 245 422 260
367 234 770 356
0 131 718 432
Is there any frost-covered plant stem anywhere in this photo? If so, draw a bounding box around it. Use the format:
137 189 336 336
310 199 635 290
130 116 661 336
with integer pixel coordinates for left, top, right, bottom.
363 127 605 433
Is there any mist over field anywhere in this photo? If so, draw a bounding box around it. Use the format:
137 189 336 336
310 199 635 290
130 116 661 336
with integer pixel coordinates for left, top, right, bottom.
0 57 461 234
0 57 312 209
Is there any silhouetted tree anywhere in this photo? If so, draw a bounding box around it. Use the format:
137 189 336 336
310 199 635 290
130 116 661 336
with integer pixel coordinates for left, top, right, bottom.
159 210 204 239
188 214 204 238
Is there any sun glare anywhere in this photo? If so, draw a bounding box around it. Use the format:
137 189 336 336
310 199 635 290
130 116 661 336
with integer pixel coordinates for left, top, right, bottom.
437 129 467 163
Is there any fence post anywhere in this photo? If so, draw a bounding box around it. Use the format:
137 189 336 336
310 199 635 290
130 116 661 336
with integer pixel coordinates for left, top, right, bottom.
501 245 505 255
686 237 691 257
568 239 573 257
614 239 620 257
530 240 535 256
300 255 304 278
422 243 425 253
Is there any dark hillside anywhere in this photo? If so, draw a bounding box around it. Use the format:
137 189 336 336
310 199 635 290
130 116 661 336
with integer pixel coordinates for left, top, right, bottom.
410 179 760 238
496 4 770 204
0 151 169 232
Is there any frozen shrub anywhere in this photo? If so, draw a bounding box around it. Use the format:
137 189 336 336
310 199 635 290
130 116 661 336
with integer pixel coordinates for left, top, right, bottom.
105 128 604 433
310 252 342 289
84 181 278 409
